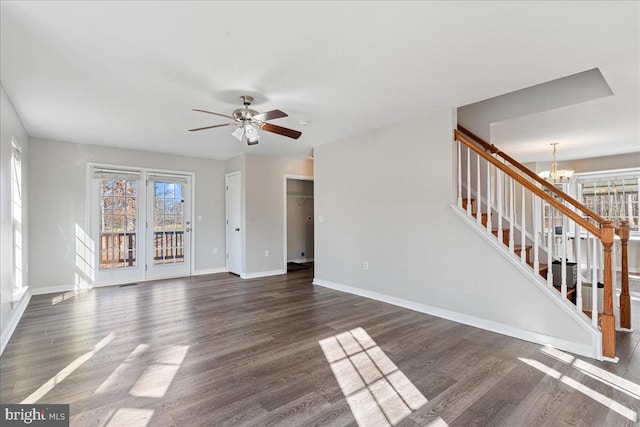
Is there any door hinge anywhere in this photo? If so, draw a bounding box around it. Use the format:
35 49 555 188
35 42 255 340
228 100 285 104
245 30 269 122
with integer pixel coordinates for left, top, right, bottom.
226 185 229 191
145 264 148 271
226 219 229 225
226 253 229 259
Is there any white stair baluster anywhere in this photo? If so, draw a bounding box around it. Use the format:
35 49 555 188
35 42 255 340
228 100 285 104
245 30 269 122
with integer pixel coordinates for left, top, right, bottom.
477 152 482 225
575 223 582 313
467 146 471 215
591 234 598 326
521 185 526 264
509 178 515 253
497 171 503 244
547 205 554 288
533 191 539 273
561 211 568 299
486 161 492 233
457 140 462 208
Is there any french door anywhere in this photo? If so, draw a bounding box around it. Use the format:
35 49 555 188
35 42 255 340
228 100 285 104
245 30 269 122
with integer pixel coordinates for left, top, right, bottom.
91 167 192 285
146 174 191 279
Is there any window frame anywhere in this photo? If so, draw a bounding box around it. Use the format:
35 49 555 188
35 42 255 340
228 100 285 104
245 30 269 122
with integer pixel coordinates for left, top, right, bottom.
574 167 640 236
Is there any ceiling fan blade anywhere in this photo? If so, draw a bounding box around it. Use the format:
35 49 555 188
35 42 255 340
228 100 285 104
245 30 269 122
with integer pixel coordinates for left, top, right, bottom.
253 109 288 122
188 123 232 132
192 109 233 119
261 122 302 140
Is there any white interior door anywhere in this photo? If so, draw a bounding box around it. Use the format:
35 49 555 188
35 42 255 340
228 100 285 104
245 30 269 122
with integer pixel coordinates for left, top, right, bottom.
146 174 192 279
226 172 242 275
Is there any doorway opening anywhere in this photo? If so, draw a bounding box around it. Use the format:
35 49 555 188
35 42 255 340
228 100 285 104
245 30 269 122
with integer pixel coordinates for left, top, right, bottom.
284 175 314 273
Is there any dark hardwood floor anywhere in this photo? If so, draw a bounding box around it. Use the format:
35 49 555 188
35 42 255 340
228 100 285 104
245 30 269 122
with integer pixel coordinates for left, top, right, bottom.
1 268 639 426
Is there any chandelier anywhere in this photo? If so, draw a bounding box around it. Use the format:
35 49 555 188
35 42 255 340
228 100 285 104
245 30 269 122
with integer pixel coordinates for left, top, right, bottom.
538 142 574 183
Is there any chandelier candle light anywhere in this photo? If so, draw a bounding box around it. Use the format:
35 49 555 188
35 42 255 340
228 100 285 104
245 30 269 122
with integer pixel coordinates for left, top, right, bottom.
539 142 575 183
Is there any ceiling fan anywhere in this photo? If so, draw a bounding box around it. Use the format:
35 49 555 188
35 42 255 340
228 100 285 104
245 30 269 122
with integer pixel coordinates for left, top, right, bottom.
189 95 302 145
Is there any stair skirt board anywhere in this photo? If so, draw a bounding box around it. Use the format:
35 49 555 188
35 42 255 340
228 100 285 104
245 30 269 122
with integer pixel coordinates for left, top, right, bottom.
451 204 602 357
313 277 600 360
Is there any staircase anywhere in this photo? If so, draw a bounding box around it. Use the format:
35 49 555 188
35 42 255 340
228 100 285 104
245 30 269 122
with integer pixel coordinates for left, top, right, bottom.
463 198 575 303
454 127 632 360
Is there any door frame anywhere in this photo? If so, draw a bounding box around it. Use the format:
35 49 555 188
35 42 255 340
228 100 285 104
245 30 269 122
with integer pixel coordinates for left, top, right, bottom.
86 162 196 287
283 174 314 272
225 171 244 275
145 172 195 280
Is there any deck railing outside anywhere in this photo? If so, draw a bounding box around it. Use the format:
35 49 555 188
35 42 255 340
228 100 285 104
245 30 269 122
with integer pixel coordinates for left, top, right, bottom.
99 231 184 269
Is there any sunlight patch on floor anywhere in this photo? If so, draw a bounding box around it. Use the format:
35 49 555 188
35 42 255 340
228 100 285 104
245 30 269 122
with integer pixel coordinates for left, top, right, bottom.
51 290 79 306
21 332 115 404
320 327 428 426
105 408 154 427
95 344 150 394
426 417 450 427
541 346 640 400
129 345 189 398
519 357 638 422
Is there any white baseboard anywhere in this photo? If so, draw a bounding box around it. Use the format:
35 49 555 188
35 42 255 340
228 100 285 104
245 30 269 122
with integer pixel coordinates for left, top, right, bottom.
1 290 32 355
31 268 228 296
288 258 314 264
312 277 600 360
241 269 286 279
193 267 227 276
31 284 78 296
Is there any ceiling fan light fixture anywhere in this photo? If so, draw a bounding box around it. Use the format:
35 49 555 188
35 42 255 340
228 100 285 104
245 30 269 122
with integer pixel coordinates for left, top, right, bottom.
245 124 258 138
231 127 244 141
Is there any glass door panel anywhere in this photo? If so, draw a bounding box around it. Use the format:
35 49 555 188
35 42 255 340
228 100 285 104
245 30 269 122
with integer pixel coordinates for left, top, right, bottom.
99 179 138 269
147 176 191 279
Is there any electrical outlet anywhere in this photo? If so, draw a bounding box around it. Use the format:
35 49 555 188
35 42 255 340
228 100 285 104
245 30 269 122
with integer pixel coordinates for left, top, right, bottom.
265 250 270 257
212 248 217 255
363 261 369 270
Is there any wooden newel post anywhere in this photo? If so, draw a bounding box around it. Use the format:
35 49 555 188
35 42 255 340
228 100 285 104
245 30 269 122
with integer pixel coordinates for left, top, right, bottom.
601 220 616 358
618 221 631 330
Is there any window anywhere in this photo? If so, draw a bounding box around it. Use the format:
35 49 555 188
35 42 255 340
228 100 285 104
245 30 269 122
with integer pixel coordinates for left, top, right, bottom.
11 140 26 300
576 168 640 232
94 169 140 270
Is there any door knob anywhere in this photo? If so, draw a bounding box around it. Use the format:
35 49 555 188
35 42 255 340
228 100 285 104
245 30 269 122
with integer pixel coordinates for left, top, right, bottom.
235 228 240 232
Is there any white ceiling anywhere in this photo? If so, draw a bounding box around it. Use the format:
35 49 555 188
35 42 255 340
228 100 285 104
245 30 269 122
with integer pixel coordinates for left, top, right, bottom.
1 1 638 162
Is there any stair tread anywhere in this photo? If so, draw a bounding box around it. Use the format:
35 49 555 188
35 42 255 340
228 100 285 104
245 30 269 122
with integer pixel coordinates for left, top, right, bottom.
513 245 532 250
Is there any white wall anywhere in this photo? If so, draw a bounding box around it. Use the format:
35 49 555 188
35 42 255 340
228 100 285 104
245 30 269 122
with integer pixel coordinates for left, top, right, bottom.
28 138 226 293
244 155 313 276
1 85 30 353
314 107 598 357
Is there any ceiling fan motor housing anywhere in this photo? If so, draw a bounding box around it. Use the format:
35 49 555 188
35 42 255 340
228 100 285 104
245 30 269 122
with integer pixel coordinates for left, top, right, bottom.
233 108 259 123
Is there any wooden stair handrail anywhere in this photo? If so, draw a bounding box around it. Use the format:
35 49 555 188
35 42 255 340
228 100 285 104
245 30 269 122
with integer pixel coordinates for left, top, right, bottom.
455 131 601 237
456 126 607 226
455 128 625 359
